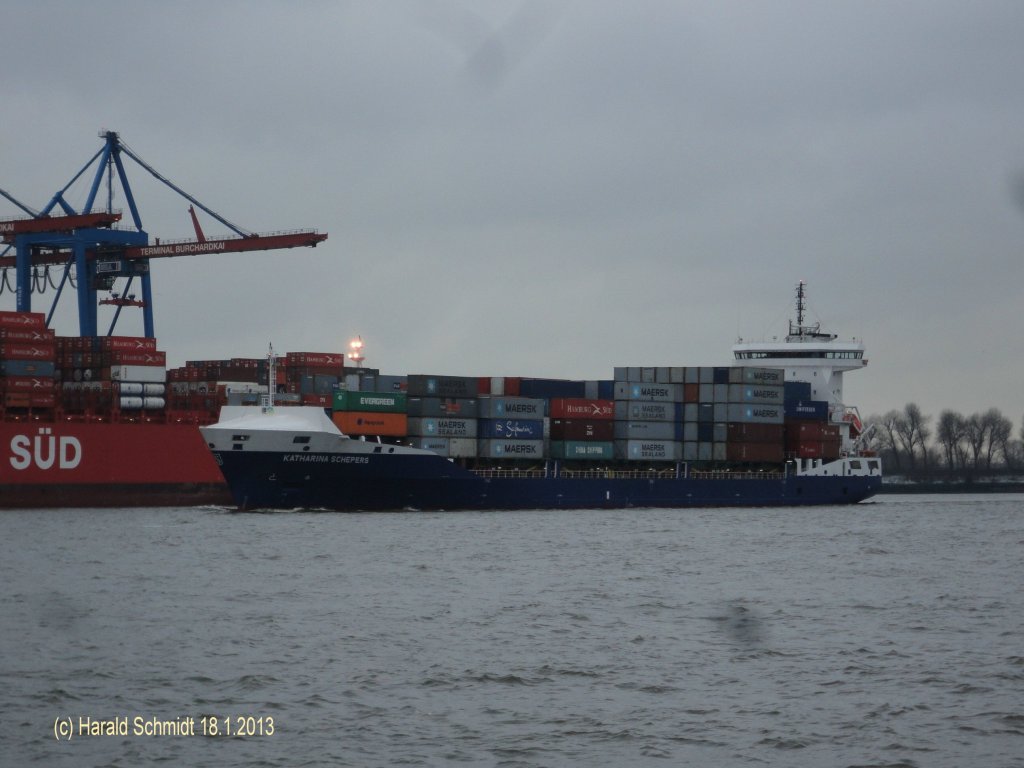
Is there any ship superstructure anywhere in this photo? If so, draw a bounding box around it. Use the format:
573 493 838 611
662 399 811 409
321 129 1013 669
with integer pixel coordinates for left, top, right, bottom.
732 282 866 452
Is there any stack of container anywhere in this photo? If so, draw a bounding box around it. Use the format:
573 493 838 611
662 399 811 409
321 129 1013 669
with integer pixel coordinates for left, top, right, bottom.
477 396 546 459
612 369 684 462
405 375 479 458
0 311 56 414
55 335 166 419
283 351 344 408
783 381 840 460
549 397 615 460
332 390 407 437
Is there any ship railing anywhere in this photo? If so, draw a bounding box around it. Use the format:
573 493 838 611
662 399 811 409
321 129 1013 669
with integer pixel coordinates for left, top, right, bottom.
690 470 785 481
470 468 550 479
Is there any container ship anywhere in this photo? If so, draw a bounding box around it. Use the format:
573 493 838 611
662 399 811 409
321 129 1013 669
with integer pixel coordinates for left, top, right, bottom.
201 285 882 511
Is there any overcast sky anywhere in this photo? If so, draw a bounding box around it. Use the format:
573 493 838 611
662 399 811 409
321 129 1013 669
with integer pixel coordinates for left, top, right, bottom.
3 1 1023 422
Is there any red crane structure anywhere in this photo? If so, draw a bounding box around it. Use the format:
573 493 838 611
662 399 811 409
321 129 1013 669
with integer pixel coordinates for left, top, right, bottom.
0 131 327 337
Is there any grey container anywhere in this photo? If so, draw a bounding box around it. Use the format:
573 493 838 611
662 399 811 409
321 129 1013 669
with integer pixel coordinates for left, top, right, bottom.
685 366 700 384
477 396 545 418
698 442 712 461
613 421 677 440
727 403 785 424
683 403 698 422
477 439 545 459
614 439 682 462
407 397 479 417
614 381 681 402
407 417 478 438
712 442 727 461
728 384 784 405
682 441 698 461
683 422 698 442
699 383 714 402
614 401 676 422
713 422 728 442
713 403 728 422
713 383 729 402
407 374 479 398
698 366 715 384
728 366 785 385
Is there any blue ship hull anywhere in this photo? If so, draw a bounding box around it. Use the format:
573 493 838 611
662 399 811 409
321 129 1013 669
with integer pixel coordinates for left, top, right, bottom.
213 449 881 511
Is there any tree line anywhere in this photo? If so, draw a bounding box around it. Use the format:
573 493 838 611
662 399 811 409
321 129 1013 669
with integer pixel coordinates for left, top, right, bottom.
865 404 1023 479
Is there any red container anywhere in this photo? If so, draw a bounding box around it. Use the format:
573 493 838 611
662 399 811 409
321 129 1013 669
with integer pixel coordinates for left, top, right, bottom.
503 377 521 396
285 352 344 367
100 336 158 352
107 350 167 366
549 398 614 420
477 377 491 395
683 384 699 403
726 442 784 463
727 422 784 443
0 342 57 360
0 311 46 330
0 328 55 342
550 419 614 441
301 393 332 407
0 376 54 392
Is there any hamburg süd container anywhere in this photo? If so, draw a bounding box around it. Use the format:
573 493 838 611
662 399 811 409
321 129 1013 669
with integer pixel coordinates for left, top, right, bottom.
548 398 614 420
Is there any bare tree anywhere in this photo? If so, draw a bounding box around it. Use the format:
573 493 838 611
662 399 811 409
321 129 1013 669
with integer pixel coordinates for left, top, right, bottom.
936 409 966 472
981 408 1013 471
893 403 930 472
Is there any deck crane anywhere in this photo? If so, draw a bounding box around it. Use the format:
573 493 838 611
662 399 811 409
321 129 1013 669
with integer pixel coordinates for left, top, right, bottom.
0 131 327 337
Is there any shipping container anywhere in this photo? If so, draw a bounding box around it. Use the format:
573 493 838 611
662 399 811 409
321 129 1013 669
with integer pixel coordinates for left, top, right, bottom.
784 400 829 420
107 350 167 366
549 441 614 460
613 400 679 422
408 437 478 458
726 422 785 443
0 342 56 360
478 418 545 440
332 411 408 437
549 398 614 420
0 311 46 329
549 419 615 441
729 366 785 385
406 397 479 418
613 381 681 402
0 327 55 342
728 384 785 405
727 403 784 424
109 365 167 384
725 442 785 463
407 417 477 438
518 378 585 399
477 396 545 419
783 380 813 402
614 439 682 462
613 421 680 441
477 439 545 459
333 390 407 413
406 374 479 398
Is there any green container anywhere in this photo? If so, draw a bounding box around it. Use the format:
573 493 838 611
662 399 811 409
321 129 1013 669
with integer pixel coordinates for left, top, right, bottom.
549 441 614 461
333 390 407 413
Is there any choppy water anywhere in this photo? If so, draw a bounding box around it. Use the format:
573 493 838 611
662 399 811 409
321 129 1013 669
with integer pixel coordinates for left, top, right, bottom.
1 494 1021 767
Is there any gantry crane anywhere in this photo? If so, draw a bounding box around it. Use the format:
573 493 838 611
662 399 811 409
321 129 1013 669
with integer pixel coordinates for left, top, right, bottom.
0 131 327 337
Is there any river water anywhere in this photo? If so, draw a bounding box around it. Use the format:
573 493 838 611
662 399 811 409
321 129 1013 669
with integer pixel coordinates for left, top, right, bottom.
1 494 1021 767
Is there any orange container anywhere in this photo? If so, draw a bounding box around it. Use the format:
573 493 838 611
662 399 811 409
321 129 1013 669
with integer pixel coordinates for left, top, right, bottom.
332 411 408 437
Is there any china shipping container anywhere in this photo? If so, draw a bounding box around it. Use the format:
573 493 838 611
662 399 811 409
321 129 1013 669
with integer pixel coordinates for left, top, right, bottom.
549 441 615 460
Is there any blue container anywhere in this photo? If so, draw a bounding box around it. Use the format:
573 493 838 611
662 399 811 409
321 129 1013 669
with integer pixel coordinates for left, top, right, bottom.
597 380 614 400
784 381 813 402
478 418 545 440
0 360 56 377
785 400 829 420
519 378 586 399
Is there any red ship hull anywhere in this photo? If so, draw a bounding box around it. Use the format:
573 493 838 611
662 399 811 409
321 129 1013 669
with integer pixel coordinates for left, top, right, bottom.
0 420 230 508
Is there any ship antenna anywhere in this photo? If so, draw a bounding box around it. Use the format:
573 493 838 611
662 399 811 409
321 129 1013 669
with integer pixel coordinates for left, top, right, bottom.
796 281 806 328
263 342 276 412
348 335 365 368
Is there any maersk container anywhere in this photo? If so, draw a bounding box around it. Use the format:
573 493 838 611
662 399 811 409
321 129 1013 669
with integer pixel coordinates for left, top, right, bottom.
333 390 407 413
613 400 678 422
729 366 785 385
409 437 478 458
613 382 680 402
407 417 477 438
477 439 545 459
407 374 479 398
613 421 679 441
478 418 545 440
110 365 166 383
615 440 682 462
785 400 829 420
549 441 614 461
727 403 784 424
477 396 545 419
406 397 478 418
728 384 785 405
